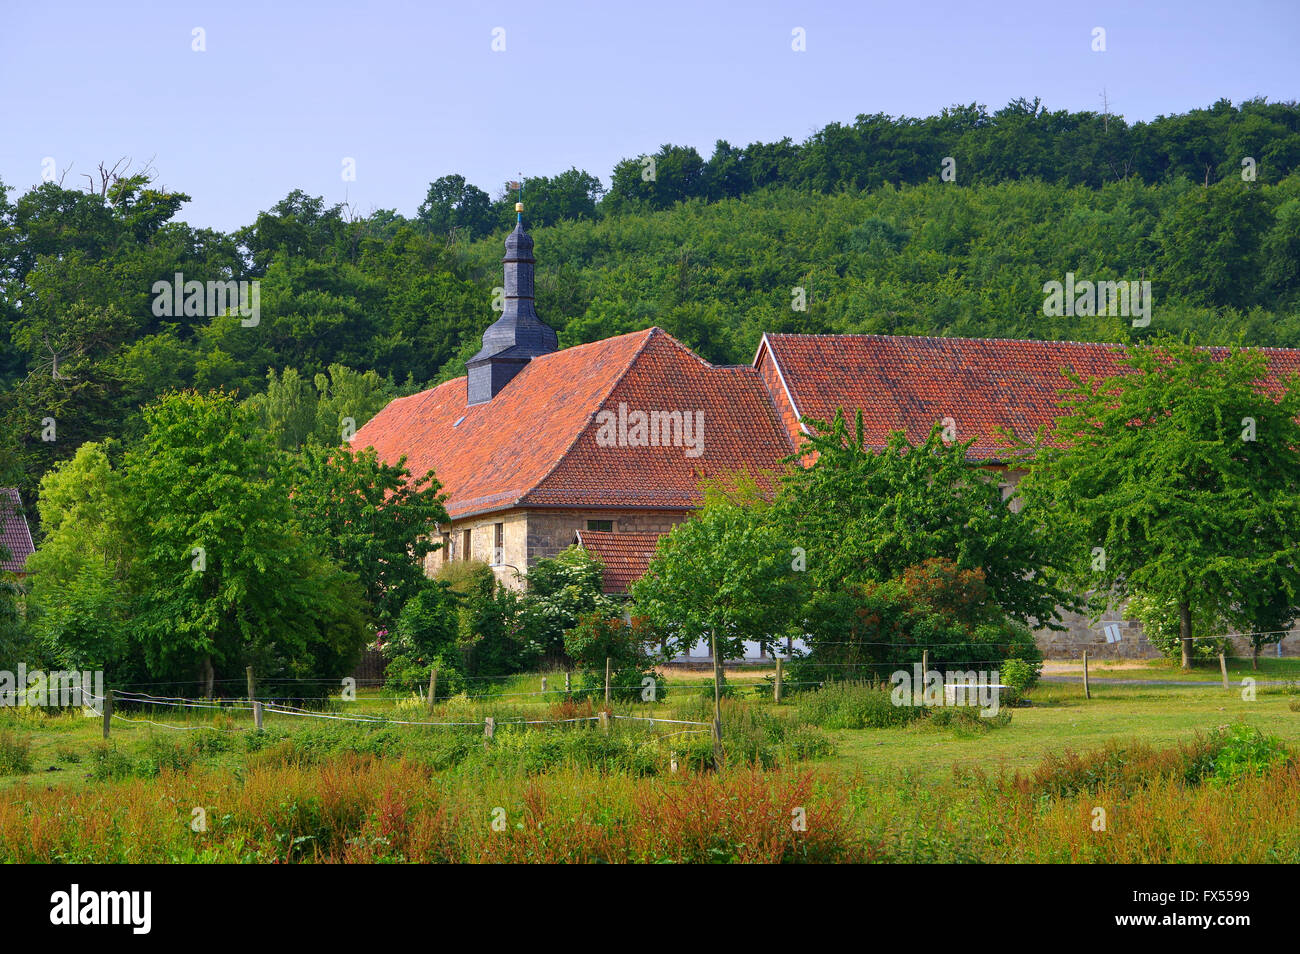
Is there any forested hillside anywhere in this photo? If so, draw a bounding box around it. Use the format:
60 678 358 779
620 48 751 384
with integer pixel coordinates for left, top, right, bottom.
3 97 1300 512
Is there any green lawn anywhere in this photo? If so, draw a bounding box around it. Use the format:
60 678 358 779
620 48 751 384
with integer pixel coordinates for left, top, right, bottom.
819 682 1300 783
4 665 1297 791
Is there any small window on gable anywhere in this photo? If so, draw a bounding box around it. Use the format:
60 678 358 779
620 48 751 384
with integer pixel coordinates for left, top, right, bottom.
586 519 614 532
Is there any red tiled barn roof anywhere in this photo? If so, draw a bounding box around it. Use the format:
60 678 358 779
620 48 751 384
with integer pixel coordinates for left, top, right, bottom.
352 328 794 519
0 488 35 574
757 334 1300 460
574 530 665 594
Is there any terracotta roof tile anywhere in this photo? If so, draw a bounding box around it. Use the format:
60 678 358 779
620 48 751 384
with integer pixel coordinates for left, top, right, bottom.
352 328 794 519
760 334 1300 460
0 488 35 574
574 530 665 594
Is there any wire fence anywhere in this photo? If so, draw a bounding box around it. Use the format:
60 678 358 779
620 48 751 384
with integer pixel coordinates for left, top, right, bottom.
78 686 714 736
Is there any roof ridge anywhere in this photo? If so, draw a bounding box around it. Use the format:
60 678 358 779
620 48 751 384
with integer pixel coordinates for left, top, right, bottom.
649 328 717 369
763 332 1300 355
518 327 660 504
766 332 1130 349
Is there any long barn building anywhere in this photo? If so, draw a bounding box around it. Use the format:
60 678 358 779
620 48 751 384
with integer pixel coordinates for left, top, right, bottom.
353 219 1300 659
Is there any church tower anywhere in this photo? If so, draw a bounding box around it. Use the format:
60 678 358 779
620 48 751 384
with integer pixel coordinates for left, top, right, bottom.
466 201 558 405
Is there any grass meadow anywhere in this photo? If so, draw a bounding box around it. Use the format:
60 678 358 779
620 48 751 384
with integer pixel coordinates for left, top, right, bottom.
1 663 1298 863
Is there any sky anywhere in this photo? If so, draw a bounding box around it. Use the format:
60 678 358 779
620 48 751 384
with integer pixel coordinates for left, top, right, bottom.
2 0 1297 232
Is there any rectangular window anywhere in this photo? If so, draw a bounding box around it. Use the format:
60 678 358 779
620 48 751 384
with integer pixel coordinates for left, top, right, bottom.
462 529 472 561
586 519 614 532
493 523 504 565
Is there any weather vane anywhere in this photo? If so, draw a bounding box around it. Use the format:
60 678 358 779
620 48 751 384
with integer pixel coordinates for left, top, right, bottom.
509 173 523 223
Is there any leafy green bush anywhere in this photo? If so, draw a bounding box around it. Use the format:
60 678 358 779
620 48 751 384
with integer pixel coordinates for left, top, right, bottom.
795 681 923 729
90 745 136 781
1021 725 1291 799
1001 657 1041 694
0 732 31 775
565 612 664 702
792 559 1043 683
139 736 198 776
1195 724 1291 786
924 705 1012 734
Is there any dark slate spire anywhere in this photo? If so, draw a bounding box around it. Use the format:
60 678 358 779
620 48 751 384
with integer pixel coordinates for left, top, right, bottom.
466 217 559 405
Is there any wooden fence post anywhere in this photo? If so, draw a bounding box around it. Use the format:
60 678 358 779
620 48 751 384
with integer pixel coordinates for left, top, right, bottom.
1219 652 1229 690
484 716 495 740
604 657 612 706
102 689 113 739
1083 651 1090 700
246 665 255 702
598 711 609 735
774 657 784 704
710 631 724 767
541 676 548 695
565 671 571 695
427 667 438 713
253 701 264 732
920 650 929 706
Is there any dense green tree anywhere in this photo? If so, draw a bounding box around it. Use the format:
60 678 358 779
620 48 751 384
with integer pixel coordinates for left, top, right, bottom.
23 442 134 671
289 443 447 626
631 503 803 681
1018 339 1300 669
123 391 369 692
1156 182 1271 308
417 174 495 241
772 412 1080 632
519 545 616 658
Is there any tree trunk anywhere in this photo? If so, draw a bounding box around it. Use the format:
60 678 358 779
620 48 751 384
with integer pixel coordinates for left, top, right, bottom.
710 631 724 767
1179 600 1193 671
201 655 215 699
1253 643 1259 671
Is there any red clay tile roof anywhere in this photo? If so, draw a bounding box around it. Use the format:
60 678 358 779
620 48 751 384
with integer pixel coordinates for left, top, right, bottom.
574 530 665 594
757 334 1300 460
0 488 35 574
352 328 794 519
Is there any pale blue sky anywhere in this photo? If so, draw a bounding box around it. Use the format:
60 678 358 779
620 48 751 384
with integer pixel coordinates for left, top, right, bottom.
2 0 1296 231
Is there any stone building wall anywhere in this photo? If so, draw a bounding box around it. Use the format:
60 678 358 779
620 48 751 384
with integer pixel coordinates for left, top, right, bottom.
425 508 690 592
425 510 530 588
525 508 688 565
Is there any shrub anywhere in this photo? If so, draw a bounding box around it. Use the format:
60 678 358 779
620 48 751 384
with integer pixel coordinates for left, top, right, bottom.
924 705 1012 734
1001 657 1041 695
1197 724 1291 786
565 613 664 702
139 736 197 776
794 559 1044 682
1017 725 1292 799
795 681 923 730
0 732 31 775
89 745 136 781
383 651 468 698
394 580 459 656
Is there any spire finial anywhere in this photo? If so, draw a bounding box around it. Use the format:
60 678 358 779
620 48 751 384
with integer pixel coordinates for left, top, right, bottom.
515 173 523 223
